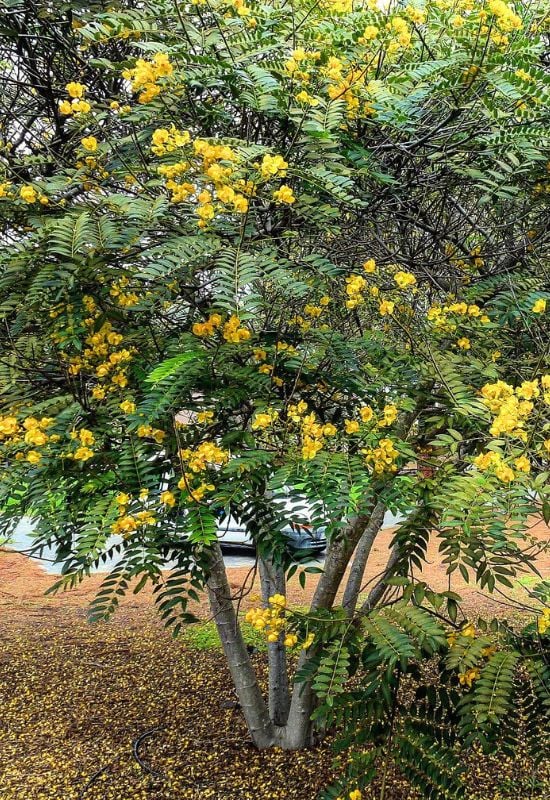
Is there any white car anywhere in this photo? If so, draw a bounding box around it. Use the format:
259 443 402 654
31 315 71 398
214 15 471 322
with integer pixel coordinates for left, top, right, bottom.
216 497 327 555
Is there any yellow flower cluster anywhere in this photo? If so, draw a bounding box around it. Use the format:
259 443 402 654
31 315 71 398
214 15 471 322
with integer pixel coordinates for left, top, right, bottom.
322 0 352 14
192 312 222 337
192 312 251 343
427 301 488 333
111 489 156 535
532 298 546 314
326 62 367 117
295 403 336 460
480 376 549 440
345 274 367 309
67 428 95 462
245 595 311 648
473 450 527 483
394 270 416 290
358 24 379 44
66 312 134 394
122 52 174 103
251 408 279 431
458 667 480 688
447 622 476 646
223 314 252 343
0 415 20 440
176 474 215 502
136 424 166 443
487 0 522 32
538 608 550 635
110 276 139 308
151 125 191 156
336 789 362 800
153 134 251 224
179 441 229 473
378 403 398 428
387 17 412 52
273 185 295 204
0 415 57 465
259 154 288 180
81 136 97 152
284 47 321 81
59 82 91 115
362 437 399 474
379 299 395 316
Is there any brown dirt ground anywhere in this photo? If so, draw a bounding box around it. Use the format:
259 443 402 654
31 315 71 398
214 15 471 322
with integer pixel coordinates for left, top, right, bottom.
0 520 548 800
1 518 548 618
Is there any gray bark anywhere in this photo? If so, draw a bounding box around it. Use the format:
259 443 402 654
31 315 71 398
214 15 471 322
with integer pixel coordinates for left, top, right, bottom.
342 500 387 616
310 512 374 610
206 542 275 748
276 511 377 749
259 556 290 726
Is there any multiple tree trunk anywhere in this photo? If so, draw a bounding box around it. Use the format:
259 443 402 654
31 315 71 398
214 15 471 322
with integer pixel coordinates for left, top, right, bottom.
206 497 395 750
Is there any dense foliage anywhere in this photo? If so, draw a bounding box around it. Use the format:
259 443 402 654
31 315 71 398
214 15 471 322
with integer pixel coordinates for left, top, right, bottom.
0 0 549 796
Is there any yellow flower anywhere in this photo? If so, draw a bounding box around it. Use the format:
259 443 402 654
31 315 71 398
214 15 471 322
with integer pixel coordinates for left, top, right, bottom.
379 404 398 427
461 622 476 638
495 463 515 483
251 409 278 430
379 299 394 316
160 490 176 507
259 154 288 179
137 424 153 438
116 492 131 506
516 380 539 400
532 298 546 314
223 315 251 343
349 791 362 800
78 429 95 446
457 337 471 350
197 410 215 424
269 594 286 608
301 436 323 460
394 270 416 289
92 386 106 400
20 185 38 203
360 24 379 41
120 400 136 414
458 667 480 688
73 446 94 461
273 185 296 204
344 419 360 434
66 82 86 98
295 90 318 106
24 428 48 446
58 100 73 115
359 406 374 423
26 450 42 464
514 455 530 473
81 136 98 152
537 608 550 635
362 259 376 273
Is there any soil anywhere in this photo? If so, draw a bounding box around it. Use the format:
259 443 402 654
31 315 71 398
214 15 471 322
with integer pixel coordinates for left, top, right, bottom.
0 519 548 800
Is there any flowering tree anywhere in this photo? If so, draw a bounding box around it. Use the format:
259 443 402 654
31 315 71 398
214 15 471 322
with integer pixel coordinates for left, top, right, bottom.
0 0 549 796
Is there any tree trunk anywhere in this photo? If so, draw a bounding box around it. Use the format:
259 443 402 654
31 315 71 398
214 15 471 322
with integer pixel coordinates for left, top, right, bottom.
206 542 276 748
342 500 387 616
259 556 290 726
